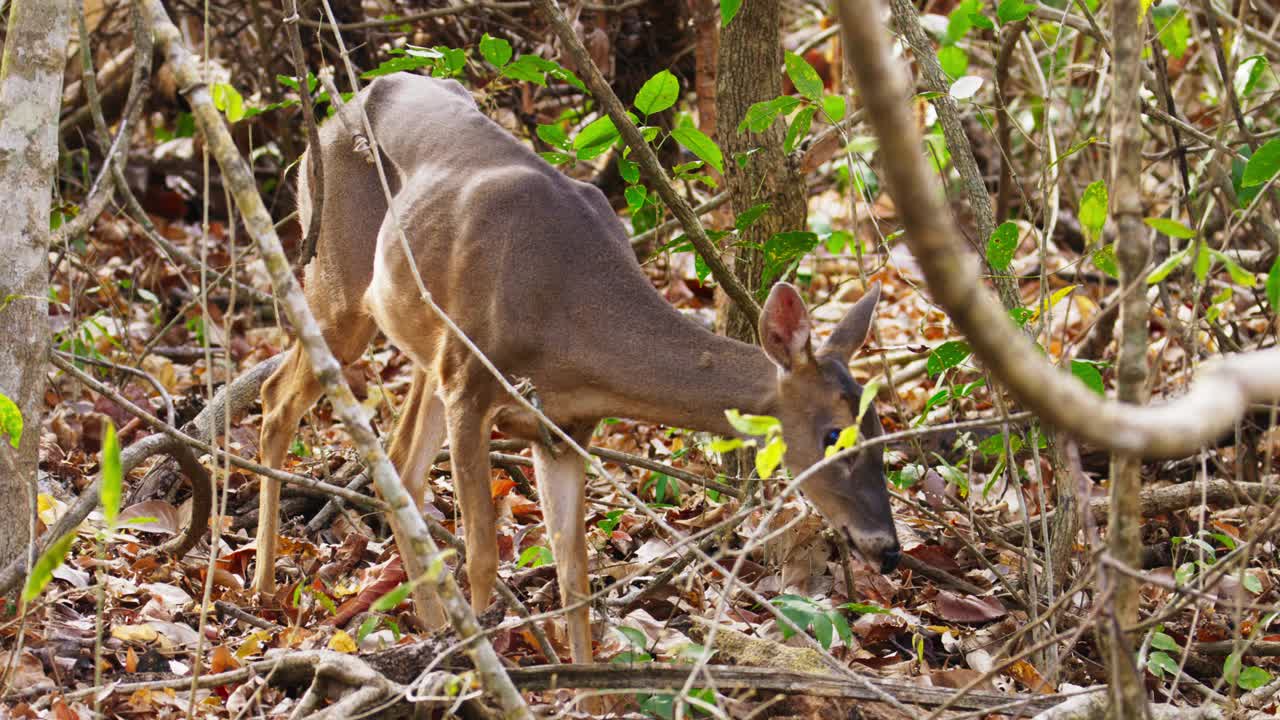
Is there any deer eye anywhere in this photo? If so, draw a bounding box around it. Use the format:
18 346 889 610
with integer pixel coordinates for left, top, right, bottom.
823 429 841 448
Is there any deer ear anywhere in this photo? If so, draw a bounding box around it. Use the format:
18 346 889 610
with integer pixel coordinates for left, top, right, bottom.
818 282 880 362
759 283 813 372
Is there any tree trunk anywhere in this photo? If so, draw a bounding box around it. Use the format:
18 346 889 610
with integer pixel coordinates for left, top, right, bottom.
0 0 72 572
1105 0 1150 711
715 0 807 343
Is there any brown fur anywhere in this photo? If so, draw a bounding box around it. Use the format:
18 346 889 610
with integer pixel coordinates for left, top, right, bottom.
254 73 899 665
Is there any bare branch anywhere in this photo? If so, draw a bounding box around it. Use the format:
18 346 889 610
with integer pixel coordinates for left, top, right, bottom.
833 0 1280 459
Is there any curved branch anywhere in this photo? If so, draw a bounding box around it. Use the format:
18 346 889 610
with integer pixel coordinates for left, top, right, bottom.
833 0 1280 459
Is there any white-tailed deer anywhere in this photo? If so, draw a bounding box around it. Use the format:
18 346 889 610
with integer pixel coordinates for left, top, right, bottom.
254 72 899 664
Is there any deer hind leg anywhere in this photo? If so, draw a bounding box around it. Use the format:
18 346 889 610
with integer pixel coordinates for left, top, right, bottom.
255 319 375 596
442 389 500 613
383 367 449 627
386 368 447 510
532 430 594 664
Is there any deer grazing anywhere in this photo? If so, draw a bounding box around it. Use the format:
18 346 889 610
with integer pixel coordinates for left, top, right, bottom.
253 72 899 665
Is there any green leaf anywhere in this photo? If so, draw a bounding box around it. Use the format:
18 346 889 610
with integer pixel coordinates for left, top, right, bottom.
1156 9 1190 59
671 125 724 173
1243 139 1280 188
625 184 647 213
1146 247 1189 285
1079 180 1108 239
1193 243 1211 283
986 221 1019 271
1151 631 1181 652
1147 650 1178 678
371 581 412 612
362 54 436 79
517 545 554 568
756 436 787 479
832 612 853 646
810 611 834 649
721 0 743 25
783 106 818 154
709 437 745 453
1239 666 1272 690
21 531 76 604
1209 250 1257 287
821 94 846 122
938 46 969 79
1092 244 1118 278
617 625 649 649
501 55 547 84
539 151 573 165
0 392 21 449
997 0 1031 22
536 123 570 150
724 409 780 437
927 340 972 377
1225 652 1243 684
677 642 715 663
101 422 122 528
1235 55 1269 98
308 587 337 615
1244 573 1263 594
735 203 771 231
614 650 654 664
1267 256 1280 311
824 230 852 255
211 83 246 123
1071 360 1105 395
946 0 981 41
858 380 880 422
1144 217 1195 239
784 51 824 101
479 33 512 67
762 231 819 284
357 615 380 642
618 156 639 183
978 433 1018 457
635 70 680 115
826 424 860 458
500 55 585 89
739 96 802 134
574 115 620 160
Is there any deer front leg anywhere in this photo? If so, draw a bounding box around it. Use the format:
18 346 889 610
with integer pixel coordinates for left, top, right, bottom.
532 434 593 664
444 399 499 613
255 344 325 595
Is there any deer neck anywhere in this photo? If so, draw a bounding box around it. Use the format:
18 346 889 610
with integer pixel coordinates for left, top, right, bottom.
576 299 780 436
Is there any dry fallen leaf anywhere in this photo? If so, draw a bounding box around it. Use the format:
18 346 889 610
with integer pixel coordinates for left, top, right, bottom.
1004 658 1054 694
328 630 357 653
932 591 1008 624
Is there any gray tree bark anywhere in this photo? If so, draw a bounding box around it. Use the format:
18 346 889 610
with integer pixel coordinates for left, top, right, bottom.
0 0 72 571
1105 0 1150 713
715 0 807 343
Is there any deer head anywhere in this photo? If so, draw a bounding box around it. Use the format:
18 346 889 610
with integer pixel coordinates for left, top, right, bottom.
759 281 900 574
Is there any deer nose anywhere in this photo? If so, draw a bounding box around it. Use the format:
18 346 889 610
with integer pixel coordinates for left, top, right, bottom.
879 545 901 574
